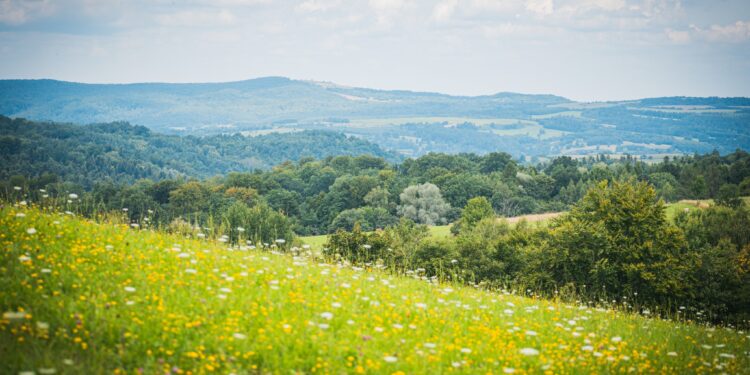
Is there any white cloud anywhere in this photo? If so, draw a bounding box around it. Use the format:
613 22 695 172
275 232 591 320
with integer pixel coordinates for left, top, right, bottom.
696 21 750 43
368 0 406 12
468 0 523 13
0 0 55 25
432 0 458 22
209 0 272 5
634 0 682 18
667 20 750 44
556 0 627 18
480 22 561 39
665 28 690 43
157 9 237 27
526 0 554 16
296 0 341 13
367 0 409 28
589 0 626 12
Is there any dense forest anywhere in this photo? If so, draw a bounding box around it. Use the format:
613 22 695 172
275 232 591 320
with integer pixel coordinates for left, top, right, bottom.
0 115 397 187
3 115 750 236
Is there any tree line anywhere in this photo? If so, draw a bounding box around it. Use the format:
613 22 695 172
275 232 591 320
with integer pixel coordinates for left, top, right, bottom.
4 142 750 235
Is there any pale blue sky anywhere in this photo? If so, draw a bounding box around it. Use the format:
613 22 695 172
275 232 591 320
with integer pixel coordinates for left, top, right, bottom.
1 0 749 101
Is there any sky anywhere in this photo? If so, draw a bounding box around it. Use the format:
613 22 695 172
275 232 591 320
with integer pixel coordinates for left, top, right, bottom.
0 0 749 101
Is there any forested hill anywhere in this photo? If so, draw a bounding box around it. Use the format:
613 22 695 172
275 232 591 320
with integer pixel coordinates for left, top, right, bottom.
2 77 749 158
0 116 397 187
0 77 568 130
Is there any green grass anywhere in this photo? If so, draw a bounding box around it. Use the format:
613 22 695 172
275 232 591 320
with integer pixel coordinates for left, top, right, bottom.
301 226 454 247
300 234 328 249
427 225 452 238
665 201 705 221
2 205 749 374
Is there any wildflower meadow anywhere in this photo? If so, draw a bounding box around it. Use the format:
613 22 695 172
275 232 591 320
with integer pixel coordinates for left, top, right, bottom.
1 204 749 374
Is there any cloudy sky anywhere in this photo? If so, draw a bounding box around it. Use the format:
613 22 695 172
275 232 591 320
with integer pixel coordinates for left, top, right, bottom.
1 0 749 101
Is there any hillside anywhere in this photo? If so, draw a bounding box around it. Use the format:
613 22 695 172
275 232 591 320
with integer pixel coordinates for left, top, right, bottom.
2 78 749 158
2 205 749 374
0 116 398 187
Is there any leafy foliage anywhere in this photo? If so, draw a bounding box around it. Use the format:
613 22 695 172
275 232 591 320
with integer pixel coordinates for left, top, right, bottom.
397 183 451 225
0 116 398 187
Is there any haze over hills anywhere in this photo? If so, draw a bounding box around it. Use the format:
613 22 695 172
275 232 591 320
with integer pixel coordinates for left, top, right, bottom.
2 77 749 160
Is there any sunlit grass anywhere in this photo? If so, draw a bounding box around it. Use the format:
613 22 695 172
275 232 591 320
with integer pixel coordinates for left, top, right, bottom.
665 201 704 221
427 225 452 238
2 204 749 374
300 234 328 249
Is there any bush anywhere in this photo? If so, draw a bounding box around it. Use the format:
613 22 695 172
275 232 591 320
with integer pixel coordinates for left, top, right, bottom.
324 224 392 264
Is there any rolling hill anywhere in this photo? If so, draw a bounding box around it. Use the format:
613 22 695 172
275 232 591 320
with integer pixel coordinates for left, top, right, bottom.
2 77 749 159
0 115 398 187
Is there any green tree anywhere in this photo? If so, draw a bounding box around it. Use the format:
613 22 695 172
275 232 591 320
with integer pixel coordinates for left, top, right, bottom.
329 207 396 232
715 183 742 208
325 224 392 264
364 186 390 209
397 183 451 225
548 179 690 303
452 196 495 234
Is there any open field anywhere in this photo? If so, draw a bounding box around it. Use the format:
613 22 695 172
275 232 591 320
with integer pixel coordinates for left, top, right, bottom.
505 212 563 225
2 205 749 374
345 117 538 128
300 234 327 249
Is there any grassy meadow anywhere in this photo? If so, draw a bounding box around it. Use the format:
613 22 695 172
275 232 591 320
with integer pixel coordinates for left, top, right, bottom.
2 204 750 374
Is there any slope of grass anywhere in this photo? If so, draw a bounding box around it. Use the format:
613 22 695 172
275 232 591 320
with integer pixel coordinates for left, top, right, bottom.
2 205 749 374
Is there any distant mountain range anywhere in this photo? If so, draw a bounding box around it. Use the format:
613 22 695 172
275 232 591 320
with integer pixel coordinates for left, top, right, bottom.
2 77 749 159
